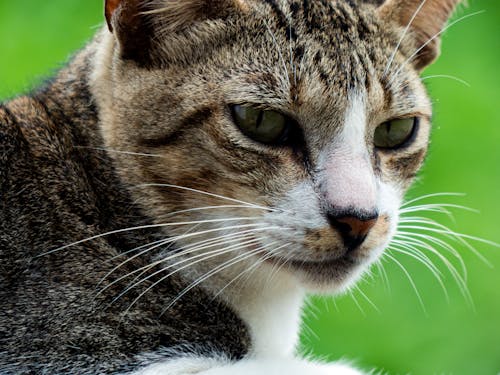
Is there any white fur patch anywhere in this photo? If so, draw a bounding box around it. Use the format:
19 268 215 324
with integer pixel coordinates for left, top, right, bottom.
201 358 365 375
131 357 365 375
190 261 305 359
319 92 377 213
227 271 304 358
131 356 222 375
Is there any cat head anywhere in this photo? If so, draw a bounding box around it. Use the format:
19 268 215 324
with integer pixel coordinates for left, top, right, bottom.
92 0 460 292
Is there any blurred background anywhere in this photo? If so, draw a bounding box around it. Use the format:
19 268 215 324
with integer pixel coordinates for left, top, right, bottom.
0 1 498 374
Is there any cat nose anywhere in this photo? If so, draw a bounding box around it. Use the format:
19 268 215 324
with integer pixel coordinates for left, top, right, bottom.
327 211 379 252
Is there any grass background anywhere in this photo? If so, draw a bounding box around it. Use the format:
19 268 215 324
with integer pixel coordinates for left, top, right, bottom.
1 1 499 374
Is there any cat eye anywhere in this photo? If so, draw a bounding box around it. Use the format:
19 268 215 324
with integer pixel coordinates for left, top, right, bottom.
374 117 418 149
231 105 291 145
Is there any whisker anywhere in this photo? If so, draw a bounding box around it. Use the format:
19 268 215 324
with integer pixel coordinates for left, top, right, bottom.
404 207 454 220
392 234 472 301
297 46 307 82
388 244 449 302
74 146 163 158
393 232 467 278
388 11 484 85
117 237 268 313
420 74 471 87
40 221 266 257
400 204 479 218
134 183 285 213
401 192 466 207
397 224 496 265
108 223 203 261
374 258 391 293
97 234 258 301
401 203 478 215
400 229 488 290
384 252 427 315
154 205 272 220
159 245 271 316
264 247 292 286
349 289 366 317
212 244 289 300
390 242 444 278
109 237 174 262
96 224 204 290
263 20 290 86
299 300 320 343
383 0 428 76
391 236 473 308
289 23 297 86
97 230 256 293
96 227 283 297
400 222 499 248
109 222 285 262
354 285 380 314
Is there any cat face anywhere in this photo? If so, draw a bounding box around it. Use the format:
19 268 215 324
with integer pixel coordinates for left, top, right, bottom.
93 0 458 292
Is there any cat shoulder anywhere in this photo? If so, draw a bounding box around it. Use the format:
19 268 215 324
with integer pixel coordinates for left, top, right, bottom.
0 96 49 155
0 96 59 202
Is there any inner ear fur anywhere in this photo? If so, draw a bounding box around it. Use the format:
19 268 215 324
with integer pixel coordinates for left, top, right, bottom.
104 0 248 65
378 0 462 70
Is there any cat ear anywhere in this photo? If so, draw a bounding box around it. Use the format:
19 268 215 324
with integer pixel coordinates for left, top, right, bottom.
104 0 248 65
104 0 156 64
378 0 461 70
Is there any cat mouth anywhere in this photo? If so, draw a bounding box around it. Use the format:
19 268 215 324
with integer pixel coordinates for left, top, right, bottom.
287 256 358 270
264 252 363 287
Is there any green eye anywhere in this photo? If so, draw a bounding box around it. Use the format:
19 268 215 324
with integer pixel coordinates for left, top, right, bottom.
231 105 290 145
374 117 418 149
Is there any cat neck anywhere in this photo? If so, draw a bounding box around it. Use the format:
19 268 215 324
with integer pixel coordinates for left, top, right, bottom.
201 263 306 359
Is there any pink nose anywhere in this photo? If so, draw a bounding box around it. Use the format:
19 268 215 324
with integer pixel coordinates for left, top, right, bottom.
328 213 379 251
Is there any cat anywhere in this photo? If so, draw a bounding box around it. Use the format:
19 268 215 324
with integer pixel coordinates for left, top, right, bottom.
0 0 462 374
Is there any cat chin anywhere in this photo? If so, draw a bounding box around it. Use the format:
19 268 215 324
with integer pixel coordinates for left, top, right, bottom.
265 254 371 294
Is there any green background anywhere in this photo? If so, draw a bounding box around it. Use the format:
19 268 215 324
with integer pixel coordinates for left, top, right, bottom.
1 1 499 374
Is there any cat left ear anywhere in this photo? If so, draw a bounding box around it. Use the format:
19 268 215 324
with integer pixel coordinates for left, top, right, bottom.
104 0 248 65
105 0 120 32
378 0 461 70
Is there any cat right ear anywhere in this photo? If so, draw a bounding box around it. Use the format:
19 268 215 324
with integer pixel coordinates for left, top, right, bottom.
378 0 462 70
104 0 248 66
